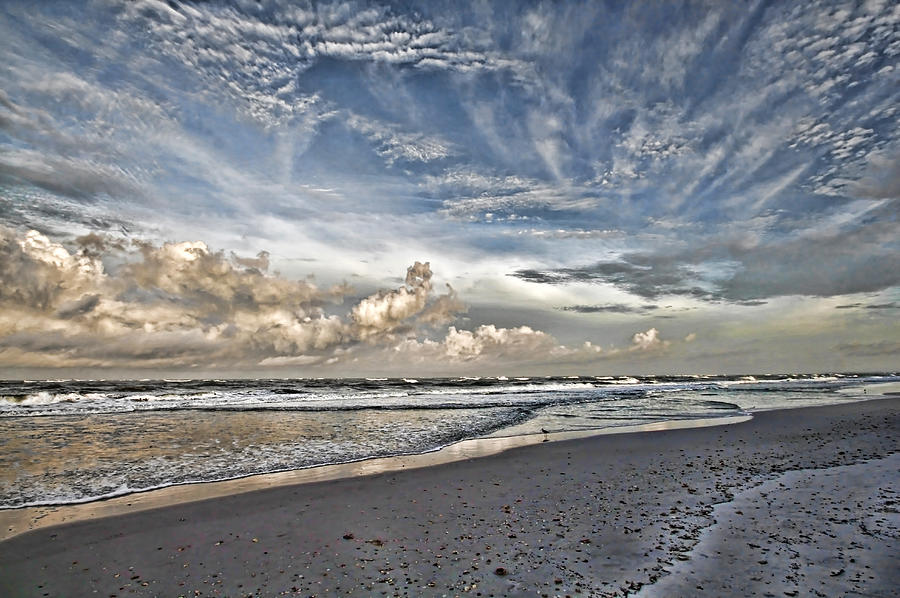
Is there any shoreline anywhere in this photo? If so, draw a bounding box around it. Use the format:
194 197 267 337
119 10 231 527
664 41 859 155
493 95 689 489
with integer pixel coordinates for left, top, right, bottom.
0 396 897 596
0 414 751 542
637 451 900 597
1 380 896 544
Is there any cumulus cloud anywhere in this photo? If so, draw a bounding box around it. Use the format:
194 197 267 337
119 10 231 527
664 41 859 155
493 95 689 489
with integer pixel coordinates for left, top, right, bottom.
629 328 669 352
442 325 557 360
386 322 681 370
0 229 477 371
417 284 467 326
350 261 463 339
231 250 270 272
0 228 348 369
0 228 552 371
0 229 104 311
387 323 601 370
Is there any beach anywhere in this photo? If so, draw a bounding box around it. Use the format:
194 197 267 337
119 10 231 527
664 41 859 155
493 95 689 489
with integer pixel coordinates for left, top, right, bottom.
1 395 897 597
3 2 898 596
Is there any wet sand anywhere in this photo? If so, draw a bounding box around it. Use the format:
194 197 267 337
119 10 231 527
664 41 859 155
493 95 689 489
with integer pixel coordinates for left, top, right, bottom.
1 397 898 597
0 415 751 543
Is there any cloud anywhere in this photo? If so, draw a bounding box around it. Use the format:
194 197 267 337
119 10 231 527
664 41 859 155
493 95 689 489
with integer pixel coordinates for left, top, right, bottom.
345 113 455 165
441 324 557 360
351 261 435 337
834 340 900 357
0 149 143 201
511 259 709 300
0 229 475 370
0 229 104 311
387 323 605 369
231 250 270 272
55 294 101 319
104 0 533 127
0 69 158 206
835 301 899 310
257 355 328 367
0 228 348 368
0 227 704 373
835 303 862 309
850 150 900 199
387 322 680 370
560 304 658 315
2 0 898 378
417 284 467 326
512 199 900 303
629 328 669 352
865 302 899 310
433 171 601 221
522 228 623 240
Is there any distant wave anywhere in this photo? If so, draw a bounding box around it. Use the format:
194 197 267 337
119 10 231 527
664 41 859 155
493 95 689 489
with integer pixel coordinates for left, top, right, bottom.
0 373 891 418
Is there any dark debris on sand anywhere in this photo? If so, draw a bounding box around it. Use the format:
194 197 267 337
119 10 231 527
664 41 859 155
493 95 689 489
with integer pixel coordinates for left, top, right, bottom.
1 399 898 597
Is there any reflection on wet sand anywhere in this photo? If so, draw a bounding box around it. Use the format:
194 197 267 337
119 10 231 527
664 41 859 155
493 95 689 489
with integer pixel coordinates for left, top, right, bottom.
0 415 749 541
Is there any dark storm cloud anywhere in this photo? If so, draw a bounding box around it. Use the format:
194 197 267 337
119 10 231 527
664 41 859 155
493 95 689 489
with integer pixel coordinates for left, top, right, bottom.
55 293 101 319
834 340 900 357
836 302 899 310
511 259 707 300
866 303 899 309
514 199 900 303
559 304 658 315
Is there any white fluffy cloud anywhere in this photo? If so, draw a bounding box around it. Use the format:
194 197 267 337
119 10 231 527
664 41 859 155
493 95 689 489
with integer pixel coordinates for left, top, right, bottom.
630 327 669 352
387 324 613 371
0 228 352 369
351 261 448 338
0 229 477 371
443 324 557 360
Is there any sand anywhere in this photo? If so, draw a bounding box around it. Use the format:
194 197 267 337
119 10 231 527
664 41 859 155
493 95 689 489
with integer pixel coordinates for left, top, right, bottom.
0 416 751 543
1 397 897 597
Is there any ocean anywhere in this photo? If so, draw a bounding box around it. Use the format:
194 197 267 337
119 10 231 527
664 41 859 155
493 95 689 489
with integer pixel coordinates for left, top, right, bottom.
0 373 895 509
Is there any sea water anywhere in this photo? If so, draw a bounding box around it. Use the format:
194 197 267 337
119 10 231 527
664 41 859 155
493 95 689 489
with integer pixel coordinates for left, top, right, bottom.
0 373 894 508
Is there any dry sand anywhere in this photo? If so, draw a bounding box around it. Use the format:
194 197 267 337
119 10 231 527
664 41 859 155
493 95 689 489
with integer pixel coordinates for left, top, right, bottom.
0 397 897 597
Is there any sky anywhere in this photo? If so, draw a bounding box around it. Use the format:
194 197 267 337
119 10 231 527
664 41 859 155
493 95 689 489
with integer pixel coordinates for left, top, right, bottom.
0 0 897 377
